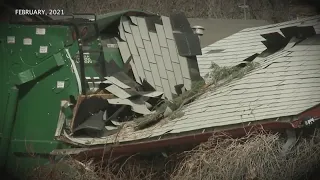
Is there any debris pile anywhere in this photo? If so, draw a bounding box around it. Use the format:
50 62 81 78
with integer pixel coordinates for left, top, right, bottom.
60 13 206 139
69 71 166 137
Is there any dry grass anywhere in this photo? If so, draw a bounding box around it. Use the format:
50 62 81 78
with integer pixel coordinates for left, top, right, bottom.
31 0 317 22
29 129 320 180
171 130 320 180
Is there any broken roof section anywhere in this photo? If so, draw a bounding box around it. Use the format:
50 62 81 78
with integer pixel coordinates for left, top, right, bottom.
63 16 320 147
198 15 320 77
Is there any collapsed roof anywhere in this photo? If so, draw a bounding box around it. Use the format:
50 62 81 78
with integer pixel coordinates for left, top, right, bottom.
58 16 320 155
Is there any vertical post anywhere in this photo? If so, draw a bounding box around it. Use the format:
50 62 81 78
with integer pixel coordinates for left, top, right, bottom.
244 0 247 20
239 0 249 20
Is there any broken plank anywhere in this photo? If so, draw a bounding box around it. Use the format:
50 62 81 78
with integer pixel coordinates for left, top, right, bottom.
132 55 146 80
143 40 157 63
172 62 184 85
150 62 162 87
137 17 150 40
167 39 180 63
138 47 151 71
166 70 178 94
161 78 173 100
105 84 139 99
125 33 139 56
161 16 174 40
117 41 131 63
131 25 144 48
149 32 162 55
155 55 168 79
107 98 152 115
104 76 131 89
129 60 142 84
155 24 168 47
144 70 156 88
161 47 174 71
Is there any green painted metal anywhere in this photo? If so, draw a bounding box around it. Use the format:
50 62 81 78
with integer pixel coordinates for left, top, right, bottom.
0 23 79 177
0 9 152 178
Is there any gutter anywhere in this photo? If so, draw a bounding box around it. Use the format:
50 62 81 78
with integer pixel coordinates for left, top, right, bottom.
63 121 294 160
54 102 320 160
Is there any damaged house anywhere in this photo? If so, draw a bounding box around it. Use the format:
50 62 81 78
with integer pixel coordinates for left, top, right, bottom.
54 15 320 158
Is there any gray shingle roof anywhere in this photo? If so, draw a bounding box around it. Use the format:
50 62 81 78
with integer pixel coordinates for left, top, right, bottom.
67 16 320 145
198 15 320 77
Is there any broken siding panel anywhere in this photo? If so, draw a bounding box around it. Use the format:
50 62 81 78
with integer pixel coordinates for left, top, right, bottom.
137 17 150 40
130 25 144 48
122 18 132 33
125 33 139 56
161 16 174 39
161 47 174 71
118 23 126 41
117 41 131 63
149 32 162 55
155 55 168 79
144 70 156 87
183 78 192 90
178 55 191 79
143 40 156 63
155 24 168 47
129 61 141 84
161 78 173 100
132 55 146 80
167 39 180 63
138 48 151 71
166 70 178 94
150 63 162 87
172 62 184 85
129 16 138 25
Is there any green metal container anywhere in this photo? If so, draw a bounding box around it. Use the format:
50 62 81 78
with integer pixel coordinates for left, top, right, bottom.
0 10 150 179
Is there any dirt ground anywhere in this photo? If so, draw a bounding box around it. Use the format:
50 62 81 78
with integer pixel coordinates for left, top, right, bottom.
187 18 270 47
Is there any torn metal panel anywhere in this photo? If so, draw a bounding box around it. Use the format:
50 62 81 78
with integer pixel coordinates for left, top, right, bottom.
109 71 141 89
105 84 139 99
70 96 110 133
73 111 106 137
107 98 152 115
139 91 164 98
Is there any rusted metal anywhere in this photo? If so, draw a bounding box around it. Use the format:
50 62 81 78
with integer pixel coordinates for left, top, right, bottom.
73 121 293 160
